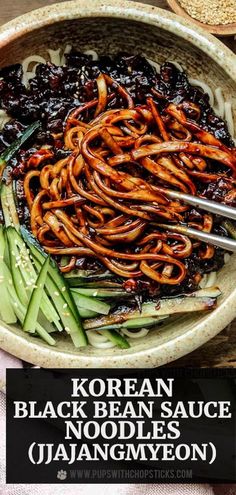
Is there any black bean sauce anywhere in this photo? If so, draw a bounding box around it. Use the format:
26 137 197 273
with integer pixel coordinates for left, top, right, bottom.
0 52 234 297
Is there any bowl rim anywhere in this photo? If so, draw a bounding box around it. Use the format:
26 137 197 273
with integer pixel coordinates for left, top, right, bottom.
0 0 236 368
0 0 235 78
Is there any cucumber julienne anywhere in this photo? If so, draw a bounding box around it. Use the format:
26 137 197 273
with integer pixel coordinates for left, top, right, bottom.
20 227 88 348
23 257 50 333
0 227 17 324
3 261 55 345
6 226 62 329
0 121 40 186
1 224 89 348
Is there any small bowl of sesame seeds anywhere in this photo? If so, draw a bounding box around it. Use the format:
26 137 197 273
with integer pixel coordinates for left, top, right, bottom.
167 0 236 36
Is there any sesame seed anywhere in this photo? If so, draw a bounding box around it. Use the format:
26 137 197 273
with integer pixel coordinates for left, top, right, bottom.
179 0 236 25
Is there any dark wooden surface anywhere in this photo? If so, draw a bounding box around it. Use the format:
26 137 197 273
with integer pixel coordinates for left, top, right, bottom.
0 0 235 367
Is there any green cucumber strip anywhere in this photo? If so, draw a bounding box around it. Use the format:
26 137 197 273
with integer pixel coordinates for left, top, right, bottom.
78 308 99 318
67 279 121 288
23 257 50 333
7 227 61 325
1 183 20 229
72 288 130 298
20 228 97 346
28 246 88 347
0 228 17 324
33 257 64 332
35 313 58 333
191 287 221 298
3 263 55 345
94 316 168 332
64 269 115 280
3 262 29 322
0 121 40 181
6 228 29 306
34 326 56 346
71 290 110 315
123 316 168 328
0 225 5 257
102 329 130 349
49 294 88 347
83 296 217 330
60 255 70 267
21 226 81 322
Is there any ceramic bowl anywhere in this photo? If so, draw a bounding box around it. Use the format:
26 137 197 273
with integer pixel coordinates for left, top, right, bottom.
0 0 235 368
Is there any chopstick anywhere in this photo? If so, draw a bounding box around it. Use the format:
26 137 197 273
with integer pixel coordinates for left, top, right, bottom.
155 223 236 252
164 189 236 221
151 189 236 251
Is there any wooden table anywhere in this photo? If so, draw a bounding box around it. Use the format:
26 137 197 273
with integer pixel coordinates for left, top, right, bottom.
0 0 235 367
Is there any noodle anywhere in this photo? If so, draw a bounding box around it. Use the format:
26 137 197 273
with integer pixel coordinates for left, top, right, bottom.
22 71 236 290
84 49 99 61
214 87 225 118
19 49 235 141
47 48 62 66
22 55 47 86
189 78 215 107
146 58 161 73
224 101 235 139
168 60 184 72
60 44 72 65
0 109 10 130
121 328 150 338
0 50 235 348
87 330 116 348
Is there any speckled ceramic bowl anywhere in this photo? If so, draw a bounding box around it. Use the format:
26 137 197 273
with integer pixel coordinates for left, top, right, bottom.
0 0 236 368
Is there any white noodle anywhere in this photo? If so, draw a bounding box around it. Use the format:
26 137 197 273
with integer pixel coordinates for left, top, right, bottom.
214 87 225 118
0 109 10 130
146 58 161 73
22 55 47 86
199 274 208 289
168 60 184 72
84 49 99 61
199 271 217 289
22 54 47 73
224 253 231 264
189 78 215 107
224 101 235 139
205 272 217 288
60 44 72 66
86 330 115 348
121 328 150 339
47 48 61 66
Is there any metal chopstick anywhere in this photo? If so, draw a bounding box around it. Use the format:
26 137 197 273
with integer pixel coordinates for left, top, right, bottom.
164 189 236 221
155 223 236 252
